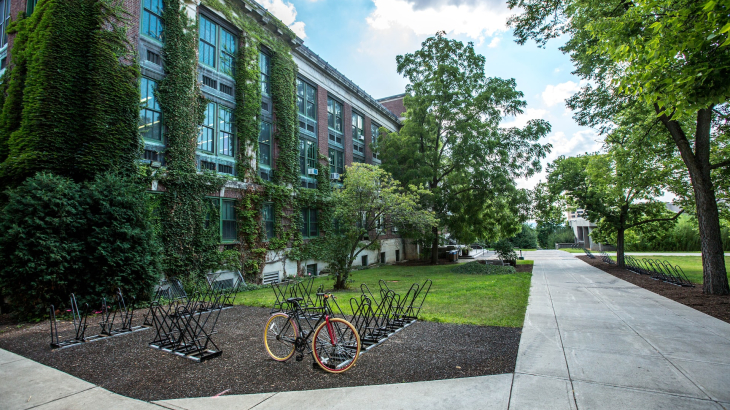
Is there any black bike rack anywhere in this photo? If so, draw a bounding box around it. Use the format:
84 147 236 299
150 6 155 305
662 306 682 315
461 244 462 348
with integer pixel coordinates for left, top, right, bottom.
50 294 89 349
583 248 596 259
147 274 244 362
623 256 694 287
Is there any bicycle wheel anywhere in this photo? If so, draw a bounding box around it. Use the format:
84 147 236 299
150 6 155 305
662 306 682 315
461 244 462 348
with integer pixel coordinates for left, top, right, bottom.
264 313 297 361
312 318 361 373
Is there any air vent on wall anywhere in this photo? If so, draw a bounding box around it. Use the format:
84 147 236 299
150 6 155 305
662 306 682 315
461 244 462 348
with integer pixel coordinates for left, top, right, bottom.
218 164 234 175
220 83 233 96
202 75 217 89
200 160 216 171
261 101 269 112
146 50 161 66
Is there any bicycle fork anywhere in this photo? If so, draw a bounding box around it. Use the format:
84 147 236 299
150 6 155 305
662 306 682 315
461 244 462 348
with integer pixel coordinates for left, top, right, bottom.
325 315 337 345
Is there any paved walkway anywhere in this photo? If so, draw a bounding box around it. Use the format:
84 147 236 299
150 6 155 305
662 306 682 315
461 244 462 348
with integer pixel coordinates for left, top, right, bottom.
2 251 730 409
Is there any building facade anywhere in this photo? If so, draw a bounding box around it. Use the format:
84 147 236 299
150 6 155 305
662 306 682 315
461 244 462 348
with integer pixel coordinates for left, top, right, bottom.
2 0 410 283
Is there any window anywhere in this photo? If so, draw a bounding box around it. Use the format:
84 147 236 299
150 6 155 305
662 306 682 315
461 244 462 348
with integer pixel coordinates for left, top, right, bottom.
260 51 270 96
197 102 235 160
352 112 364 141
199 16 217 68
218 106 233 157
306 264 317 277
26 0 38 16
371 123 380 160
297 79 316 120
198 103 215 153
221 200 237 242
299 138 317 176
220 29 235 76
352 112 365 157
0 0 11 48
142 0 163 42
395 250 400 262
258 122 272 168
327 97 342 133
263 203 275 240
198 16 236 75
361 255 368 267
380 252 386 264
301 208 318 238
140 78 163 142
329 148 344 176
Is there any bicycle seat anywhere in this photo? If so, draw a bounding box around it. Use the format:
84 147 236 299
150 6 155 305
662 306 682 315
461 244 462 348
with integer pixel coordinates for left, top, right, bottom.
287 297 303 303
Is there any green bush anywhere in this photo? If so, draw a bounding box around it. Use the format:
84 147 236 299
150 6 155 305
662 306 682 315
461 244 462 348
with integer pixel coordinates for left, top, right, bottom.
0 172 160 317
508 223 538 249
452 261 516 275
545 225 575 248
493 239 518 261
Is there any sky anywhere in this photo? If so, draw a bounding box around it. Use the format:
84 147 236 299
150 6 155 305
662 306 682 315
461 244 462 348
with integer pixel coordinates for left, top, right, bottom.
256 0 605 189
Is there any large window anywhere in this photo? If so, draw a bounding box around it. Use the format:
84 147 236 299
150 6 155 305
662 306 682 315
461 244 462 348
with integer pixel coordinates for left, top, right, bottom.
140 78 163 142
260 51 270 96
263 203 275 240
199 16 235 75
327 97 342 132
301 208 318 238
0 0 11 48
352 112 365 157
258 121 272 168
197 102 235 159
371 123 380 160
142 0 163 42
221 200 237 242
297 79 316 120
26 0 38 15
329 148 344 176
299 139 317 177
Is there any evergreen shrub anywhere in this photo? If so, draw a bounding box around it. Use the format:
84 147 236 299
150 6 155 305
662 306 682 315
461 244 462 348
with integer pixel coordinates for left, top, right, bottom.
0 172 160 317
452 261 516 275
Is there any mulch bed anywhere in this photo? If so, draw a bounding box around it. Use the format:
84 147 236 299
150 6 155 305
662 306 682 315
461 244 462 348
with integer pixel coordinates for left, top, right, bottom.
0 305 520 401
577 255 730 325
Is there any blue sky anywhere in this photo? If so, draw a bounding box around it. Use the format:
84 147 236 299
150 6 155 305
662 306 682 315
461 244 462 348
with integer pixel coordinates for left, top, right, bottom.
257 0 604 189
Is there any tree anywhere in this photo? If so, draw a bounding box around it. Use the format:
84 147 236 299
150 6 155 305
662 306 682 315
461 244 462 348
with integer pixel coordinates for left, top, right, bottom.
508 223 538 249
547 146 682 267
325 164 436 290
532 181 568 248
508 0 730 294
379 32 551 264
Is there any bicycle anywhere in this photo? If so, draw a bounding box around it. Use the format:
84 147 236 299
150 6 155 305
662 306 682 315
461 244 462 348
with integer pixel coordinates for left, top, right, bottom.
263 293 361 373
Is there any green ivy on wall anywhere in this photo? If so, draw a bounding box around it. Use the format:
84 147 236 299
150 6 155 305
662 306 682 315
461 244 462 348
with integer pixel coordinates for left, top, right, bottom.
155 0 237 280
0 0 140 190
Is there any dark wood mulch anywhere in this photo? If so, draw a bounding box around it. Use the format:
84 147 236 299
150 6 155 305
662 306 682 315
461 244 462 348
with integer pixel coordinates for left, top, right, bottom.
0 305 521 401
515 264 533 273
577 255 730 325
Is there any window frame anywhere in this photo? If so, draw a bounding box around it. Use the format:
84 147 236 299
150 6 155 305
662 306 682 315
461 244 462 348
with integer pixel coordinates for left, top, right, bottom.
260 50 271 97
371 122 381 160
196 101 236 174
301 208 319 239
297 78 317 121
141 0 164 43
327 97 343 132
220 199 237 243
258 121 273 169
198 14 236 76
140 77 164 144
0 0 11 49
263 202 275 241
329 148 344 176
299 138 318 178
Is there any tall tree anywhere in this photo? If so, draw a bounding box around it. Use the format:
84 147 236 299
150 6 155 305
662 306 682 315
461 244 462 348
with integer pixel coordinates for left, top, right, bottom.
379 32 551 263
547 146 682 267
508 0 730 294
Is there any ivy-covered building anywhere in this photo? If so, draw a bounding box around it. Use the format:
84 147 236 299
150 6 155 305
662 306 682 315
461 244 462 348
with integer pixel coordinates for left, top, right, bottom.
1 0 409 283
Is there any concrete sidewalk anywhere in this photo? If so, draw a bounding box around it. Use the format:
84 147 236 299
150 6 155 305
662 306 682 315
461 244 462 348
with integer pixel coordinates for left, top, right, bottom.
2 250 730 409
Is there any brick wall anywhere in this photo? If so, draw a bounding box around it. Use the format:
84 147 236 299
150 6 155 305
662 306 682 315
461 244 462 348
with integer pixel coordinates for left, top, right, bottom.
123 0 141 53
380 97 405 118
6 0 28 64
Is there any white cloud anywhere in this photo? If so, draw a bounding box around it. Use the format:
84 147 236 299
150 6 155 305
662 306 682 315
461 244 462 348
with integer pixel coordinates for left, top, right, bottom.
258 0 307 38
487 37 501 48
501 108 547 129
366 0 511 41
541 81 582 107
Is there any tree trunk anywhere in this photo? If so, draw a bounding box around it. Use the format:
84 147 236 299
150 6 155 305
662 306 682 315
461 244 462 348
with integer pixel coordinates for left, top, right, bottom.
656 106 729 295
616 228 625 268
431 225 439 264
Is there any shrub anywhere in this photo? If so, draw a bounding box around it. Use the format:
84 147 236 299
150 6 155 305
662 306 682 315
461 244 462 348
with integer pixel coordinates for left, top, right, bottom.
508 223 538 249
452 261 516 275
0 172 160 317
493 239 518 261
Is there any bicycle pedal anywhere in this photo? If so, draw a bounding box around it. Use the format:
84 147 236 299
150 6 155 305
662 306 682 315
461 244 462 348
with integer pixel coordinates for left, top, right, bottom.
296 354 303 362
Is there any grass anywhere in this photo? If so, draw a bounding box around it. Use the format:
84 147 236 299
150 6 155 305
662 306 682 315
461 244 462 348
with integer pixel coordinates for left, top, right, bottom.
234 264 531 327
630 256 730 284
516 260 534 265
559 248 587 253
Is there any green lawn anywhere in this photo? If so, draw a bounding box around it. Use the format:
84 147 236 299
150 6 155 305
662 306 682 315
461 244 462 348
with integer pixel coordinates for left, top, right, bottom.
630 256 730 284
234 264 531 327
559 248 587 253
517 259 534 265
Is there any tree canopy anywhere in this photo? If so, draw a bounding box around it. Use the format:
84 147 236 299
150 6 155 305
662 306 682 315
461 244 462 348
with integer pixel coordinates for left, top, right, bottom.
508 0 730 294
379 32 551 263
